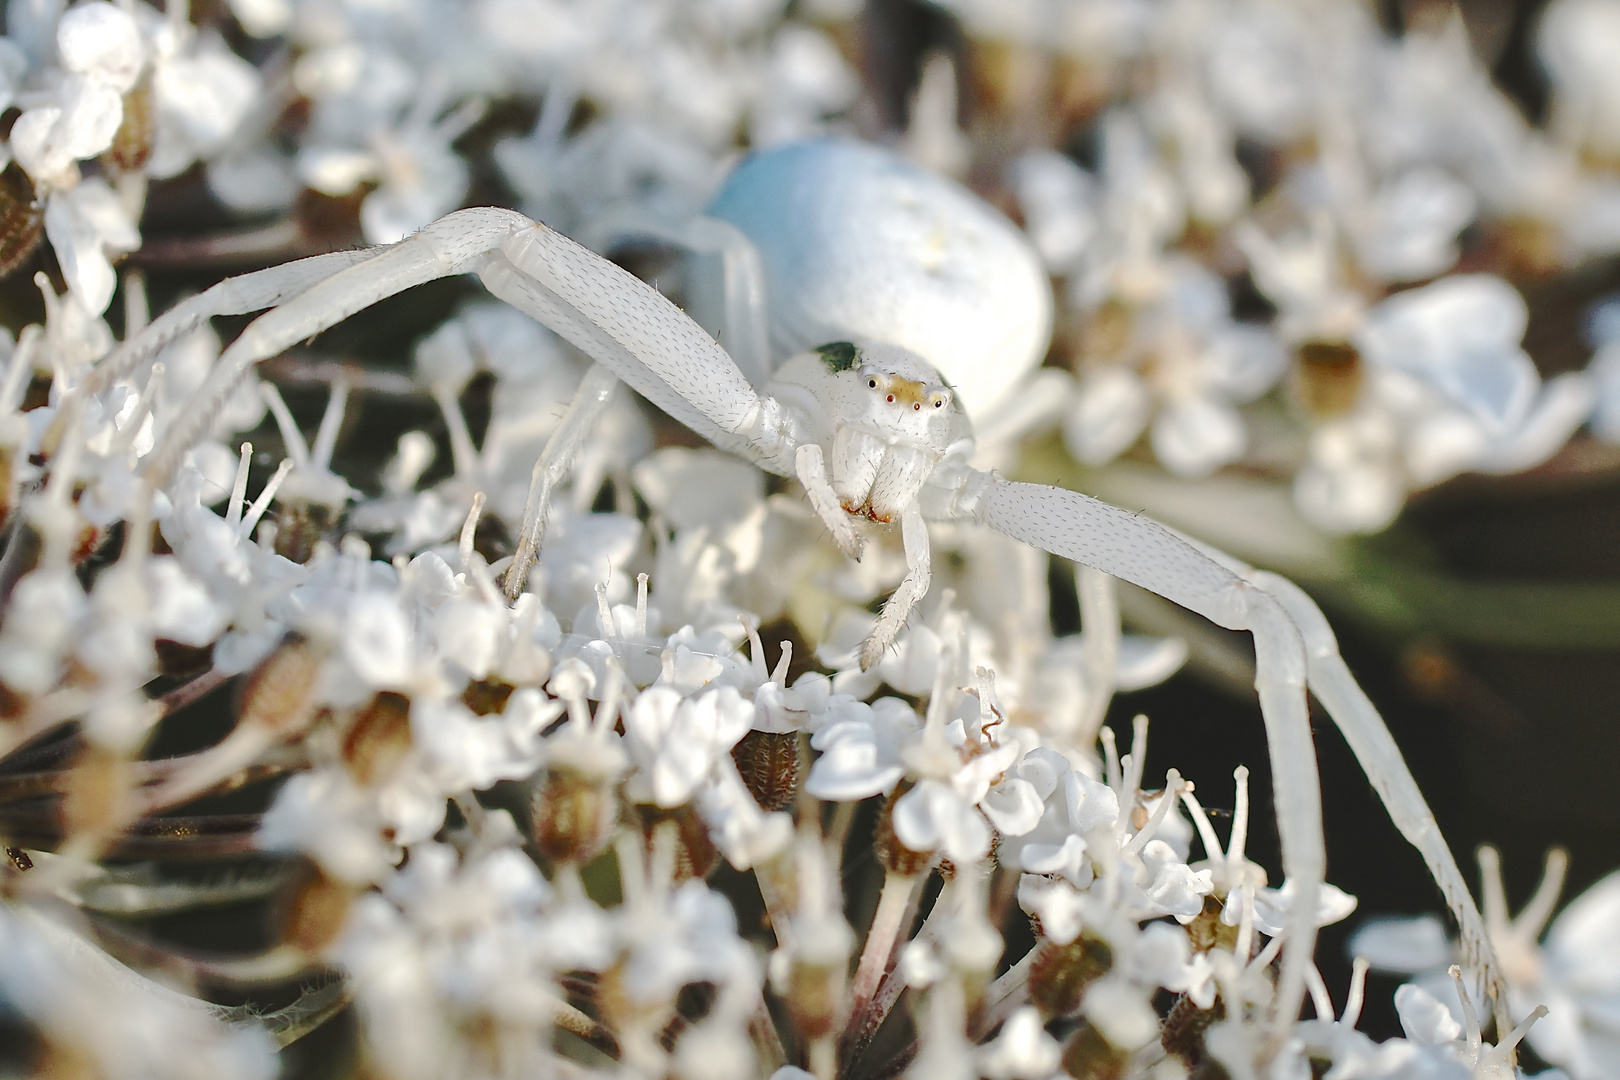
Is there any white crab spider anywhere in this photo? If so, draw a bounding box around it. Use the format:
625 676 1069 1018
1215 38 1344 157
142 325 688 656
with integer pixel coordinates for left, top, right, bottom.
81 177 1505 1048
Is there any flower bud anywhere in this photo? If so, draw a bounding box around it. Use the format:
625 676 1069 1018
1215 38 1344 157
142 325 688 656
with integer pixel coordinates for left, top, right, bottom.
1060 1021 1128 1080
636 803 718 882
1290 340 1363 419
461 677 516 716
532 763 619 866
107 81 153 172
873 783 932 876
0 164 43 278
241 636 326 737
730 729 801 811
341 691 413 787
1184 894 1241 955
278 862 354 954
1028 934 1113 1019
273 502 337 564
1160 991 1223 1073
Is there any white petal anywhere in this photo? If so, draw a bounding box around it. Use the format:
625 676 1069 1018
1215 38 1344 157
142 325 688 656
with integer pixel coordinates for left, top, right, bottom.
1064 367 1151 465
1020 834 1087 884
56 2 144 91
1478 371 1596 474
1150 395 1246 478
1114 635 1189 691
980 776 1044 838
892 780 991 864
1064 769 1120 835
633 447 765 532
1546 868 1620 988
1201 324 1288 401
1349 915 1454 975
344 593 414 688
978 1006 1062 1080
1394 983 1464 1046
1144 862 1214 920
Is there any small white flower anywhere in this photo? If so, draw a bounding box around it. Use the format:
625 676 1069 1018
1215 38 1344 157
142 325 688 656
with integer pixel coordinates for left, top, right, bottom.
624 684 755 808
42 177 140 316
978 1006 1062 1080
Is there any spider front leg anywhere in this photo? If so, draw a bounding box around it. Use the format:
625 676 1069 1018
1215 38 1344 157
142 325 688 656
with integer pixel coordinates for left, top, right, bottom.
145 208 537 485
1255 570 1511 1030
961 472 1327 1038
960 471 1505 1037
861 502 930 671
477 223 791 473
795 443 866 562
81 248 380 398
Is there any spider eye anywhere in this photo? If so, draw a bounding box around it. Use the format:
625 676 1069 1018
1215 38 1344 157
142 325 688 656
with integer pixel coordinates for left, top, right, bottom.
913 402 921 411
886 394 895 403
932 399 943 409
868 378 878 389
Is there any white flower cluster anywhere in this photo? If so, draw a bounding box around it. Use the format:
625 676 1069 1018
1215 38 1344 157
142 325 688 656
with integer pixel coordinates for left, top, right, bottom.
990 0 1620 533
0 2 1614 1080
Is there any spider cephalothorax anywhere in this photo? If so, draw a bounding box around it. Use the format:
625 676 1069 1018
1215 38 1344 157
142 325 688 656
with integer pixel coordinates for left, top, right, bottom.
771 341 966 523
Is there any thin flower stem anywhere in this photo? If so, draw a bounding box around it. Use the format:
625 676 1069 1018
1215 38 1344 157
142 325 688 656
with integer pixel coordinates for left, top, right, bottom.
969 948 1035 1041
748 999 787 1073
159 666 233 715
846 871 920 1039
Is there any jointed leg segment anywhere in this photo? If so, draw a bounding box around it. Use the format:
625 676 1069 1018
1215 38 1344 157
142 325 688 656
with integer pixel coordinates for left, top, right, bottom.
964 473 1499 1036
861 502 932 672
795 443 866 562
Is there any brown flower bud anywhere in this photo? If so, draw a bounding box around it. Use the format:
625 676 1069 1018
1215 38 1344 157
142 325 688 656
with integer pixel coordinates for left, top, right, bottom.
342 692 413 787
0 164 43 279
532 763 619 866
461 678 516 716
1028 934 1113 1019
730 729 801 811
279 862 354 954
782 957 845 1040
273 502 338 564
1161 991 1225 1074
240 636 327 737
107 81 153 172
873 782 932 876
635 804 718 882
1060 1021 1128 1080
1184 894 1242 956
1291 340 1363 419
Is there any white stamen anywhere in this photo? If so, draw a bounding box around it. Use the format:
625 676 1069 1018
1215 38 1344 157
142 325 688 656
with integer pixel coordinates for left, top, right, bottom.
1304 961 1335 1021
259 383 310 469
432 385 480 483
1100 725 1121 792
1123 769 1182 856
770 640 793 685
458 491 485 572
1514 848 1569 941
1482 1004 1550 1066
239 459 295 541
122 270 148 338
1449 964 1483 1061
225 442 252 528
1180 787 1225 867
634 573 649 638
1228 765 1250 875
595 581 616 642
113 361 162 453
0 325 39 413
308 378 350 470
1342 957 1369 1029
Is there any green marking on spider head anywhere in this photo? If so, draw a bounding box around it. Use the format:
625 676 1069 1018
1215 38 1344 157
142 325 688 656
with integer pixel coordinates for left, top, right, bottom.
814 341 860 372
